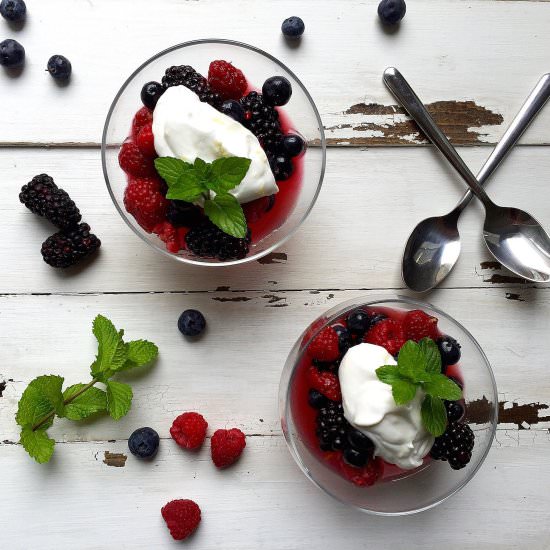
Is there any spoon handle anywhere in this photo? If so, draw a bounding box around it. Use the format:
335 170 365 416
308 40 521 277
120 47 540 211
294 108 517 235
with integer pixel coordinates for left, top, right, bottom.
383 67 493 209
453 73 550 215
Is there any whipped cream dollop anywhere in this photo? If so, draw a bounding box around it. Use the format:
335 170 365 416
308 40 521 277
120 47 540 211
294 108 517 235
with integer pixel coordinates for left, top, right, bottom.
152 85 278 205
339 343 434 470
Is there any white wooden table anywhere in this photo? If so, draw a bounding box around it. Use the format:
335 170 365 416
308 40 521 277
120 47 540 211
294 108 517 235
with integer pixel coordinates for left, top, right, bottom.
2 1 550 548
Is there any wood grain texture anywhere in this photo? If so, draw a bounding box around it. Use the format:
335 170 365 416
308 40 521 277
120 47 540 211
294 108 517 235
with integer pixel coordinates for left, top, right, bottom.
1 0 550 145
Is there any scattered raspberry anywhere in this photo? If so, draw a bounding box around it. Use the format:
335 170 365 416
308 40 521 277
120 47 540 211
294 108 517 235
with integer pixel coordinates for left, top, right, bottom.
118 141 155 177
364 318 405 356
208 60 248 100
132 106 153 140
136 124 157 158
403 310 439 342
170 412 208 450
161 499 201 541
308 327 340 363
124 176 168 232
307 366 341 402
211 428 246 468
339 456 384 487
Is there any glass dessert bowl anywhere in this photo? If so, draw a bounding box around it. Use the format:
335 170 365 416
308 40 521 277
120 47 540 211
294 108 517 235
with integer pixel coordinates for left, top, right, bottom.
279 296 498 515
102 39 326 266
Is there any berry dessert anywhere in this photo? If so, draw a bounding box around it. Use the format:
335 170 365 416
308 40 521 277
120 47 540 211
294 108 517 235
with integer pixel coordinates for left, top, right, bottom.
290 305 474 488
118 59 306 261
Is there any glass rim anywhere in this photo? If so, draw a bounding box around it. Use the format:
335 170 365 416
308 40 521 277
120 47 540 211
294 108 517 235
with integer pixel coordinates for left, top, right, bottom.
101 38 327 267
280 294 499 516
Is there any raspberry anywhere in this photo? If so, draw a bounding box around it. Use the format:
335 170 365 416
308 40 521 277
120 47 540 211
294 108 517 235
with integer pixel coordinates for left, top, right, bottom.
41 223 101 268
403 310 439 342
307 366 341 402
339 456 384 487
170 412 208 450
123 176 168 232
364 318 405 356
308 327 340 363
208 60 248 100
161 499 201 541
118 142 155 177
131 106 153 140
211 428 246 468
430 422 475 470
154 221 185 253
136 124 156 158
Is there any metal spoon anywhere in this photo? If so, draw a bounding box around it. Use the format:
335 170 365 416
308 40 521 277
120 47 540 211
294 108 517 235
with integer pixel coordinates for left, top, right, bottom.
383 67 550 286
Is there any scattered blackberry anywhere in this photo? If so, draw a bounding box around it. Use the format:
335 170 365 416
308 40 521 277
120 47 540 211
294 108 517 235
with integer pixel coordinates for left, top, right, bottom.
41 223 101 268
240 91 283 153
185 221 251 261
316 401 351 452
166 201 203 228
445 400 465 423
162 65 221 108
20 174 81 229
437 335 462 367
430 422 475 470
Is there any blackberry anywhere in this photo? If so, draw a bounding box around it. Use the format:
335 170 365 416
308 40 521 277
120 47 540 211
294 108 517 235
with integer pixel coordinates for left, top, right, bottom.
430 422 475 470
41 223 101 268
20 174 81 229
185 221 251 261
240 91 283 153
166 201 203 228
315 401 351 452
162 65 221 108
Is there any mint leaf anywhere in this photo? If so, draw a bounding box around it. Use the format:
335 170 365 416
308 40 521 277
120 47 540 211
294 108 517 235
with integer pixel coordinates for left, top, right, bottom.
122 340 159 371
210 157 251 192
376 365 403 385
166 171 206 202
62 384 107 421
397 341 427 383
16 375 64 427
90 315 128 380
419 338 442 374
193 157 212 181
392 379 417 405
422 374 463 401
20 427 55 464
155 157 193 186
204 193 247 238
421 395 447 436
105 380 133 420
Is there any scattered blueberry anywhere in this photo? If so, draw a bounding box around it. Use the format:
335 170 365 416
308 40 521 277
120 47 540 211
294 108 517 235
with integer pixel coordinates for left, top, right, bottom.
262 76 292 106
378 0 406 25
141 81 164 110
269 153 293 181
220 99 245 123
0 38 24 68
437 335 461 367
445 401 465 423
0 0 26 22
282 134 305 157
343 446 369 468
128 427 160 459
308 388 329 409
178 309 206 337
47 55 72 80
281 16 305 39
346 309 370 335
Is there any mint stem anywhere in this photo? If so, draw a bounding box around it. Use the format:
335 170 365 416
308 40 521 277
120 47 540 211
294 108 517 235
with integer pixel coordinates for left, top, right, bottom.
31 379 98 431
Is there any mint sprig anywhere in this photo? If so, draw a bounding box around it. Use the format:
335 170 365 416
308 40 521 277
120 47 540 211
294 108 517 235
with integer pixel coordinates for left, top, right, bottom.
375 338 462 437
15 315 158 463
155 156 251 238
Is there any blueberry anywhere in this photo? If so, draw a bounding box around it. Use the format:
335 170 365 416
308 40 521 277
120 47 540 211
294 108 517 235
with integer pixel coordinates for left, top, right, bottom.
281 16 305 39
369 312 387 327
220 99 245 123
0 39 24 68
347 429 375 453
346 309 370 335
47 55 72 80
378 0 406 25
437 335 461 367
141 81 164 110
0 0 26 22
445 401 464 423
262 76 292 106
269 154 293 181
308 389 328 410
282 134 305 157
178 309 206 337
332 324 351 354
343 447 369 468
128 427 159 459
